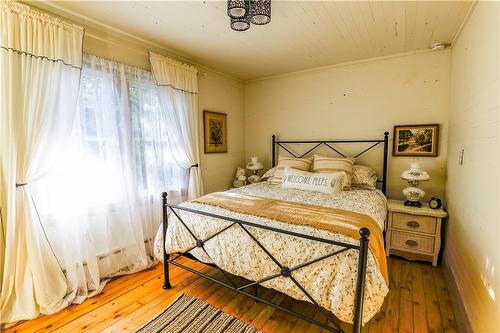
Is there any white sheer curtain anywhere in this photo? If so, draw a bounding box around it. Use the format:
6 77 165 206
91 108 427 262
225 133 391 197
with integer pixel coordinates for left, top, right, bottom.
0 1 84 325
149 52 203 200
34 54 189 305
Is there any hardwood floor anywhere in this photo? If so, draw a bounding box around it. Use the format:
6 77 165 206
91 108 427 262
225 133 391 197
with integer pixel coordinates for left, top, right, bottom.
5 256 458 333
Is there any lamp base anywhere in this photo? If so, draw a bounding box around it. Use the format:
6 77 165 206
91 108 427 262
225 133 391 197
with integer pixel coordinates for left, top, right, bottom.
404 200 422 208
248 174 261 184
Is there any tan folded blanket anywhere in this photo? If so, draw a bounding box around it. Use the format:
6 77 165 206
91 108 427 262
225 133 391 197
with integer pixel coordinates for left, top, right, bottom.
193 192 388 284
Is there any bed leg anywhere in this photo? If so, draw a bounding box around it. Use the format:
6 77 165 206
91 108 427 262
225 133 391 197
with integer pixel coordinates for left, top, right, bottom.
353 227 370 333
163 257 171 290
162 192 172 290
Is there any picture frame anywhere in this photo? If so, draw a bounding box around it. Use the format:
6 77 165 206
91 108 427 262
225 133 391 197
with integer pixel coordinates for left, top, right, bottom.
393 124 439 157
203 111 227 153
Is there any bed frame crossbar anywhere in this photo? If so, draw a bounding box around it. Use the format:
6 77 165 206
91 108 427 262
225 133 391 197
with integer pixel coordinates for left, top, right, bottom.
161 195 371 333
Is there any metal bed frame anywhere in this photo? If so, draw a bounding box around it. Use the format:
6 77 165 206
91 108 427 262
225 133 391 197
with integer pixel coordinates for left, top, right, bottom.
162 132 389 333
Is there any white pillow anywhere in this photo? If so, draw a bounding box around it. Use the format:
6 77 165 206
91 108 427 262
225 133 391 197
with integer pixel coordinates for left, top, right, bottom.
281 167 346 194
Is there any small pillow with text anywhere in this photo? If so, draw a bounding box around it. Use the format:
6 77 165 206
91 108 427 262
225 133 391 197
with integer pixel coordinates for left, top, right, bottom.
281 167 346 194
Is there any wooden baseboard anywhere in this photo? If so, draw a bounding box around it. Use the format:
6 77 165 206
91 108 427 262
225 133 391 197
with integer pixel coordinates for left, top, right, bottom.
442 258 473 333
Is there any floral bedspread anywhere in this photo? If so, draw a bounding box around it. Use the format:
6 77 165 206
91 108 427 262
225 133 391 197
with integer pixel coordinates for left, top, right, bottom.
154 182 389 324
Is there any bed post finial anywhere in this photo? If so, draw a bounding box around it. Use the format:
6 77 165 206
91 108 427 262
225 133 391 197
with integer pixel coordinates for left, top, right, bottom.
162 192 172 290
353 227 370 333
359 227 370 239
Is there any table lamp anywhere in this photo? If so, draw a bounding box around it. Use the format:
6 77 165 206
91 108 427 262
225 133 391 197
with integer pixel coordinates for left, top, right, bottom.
401 163 430 207
246 156 263 184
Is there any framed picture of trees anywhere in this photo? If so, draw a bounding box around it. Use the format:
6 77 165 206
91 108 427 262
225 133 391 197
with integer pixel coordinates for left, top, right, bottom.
393 124 439 157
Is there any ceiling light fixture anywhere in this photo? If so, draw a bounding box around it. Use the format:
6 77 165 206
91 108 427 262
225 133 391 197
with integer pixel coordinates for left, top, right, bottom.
230 15 250 31
250 0 271 25
227 0 248 18
227 0 271 31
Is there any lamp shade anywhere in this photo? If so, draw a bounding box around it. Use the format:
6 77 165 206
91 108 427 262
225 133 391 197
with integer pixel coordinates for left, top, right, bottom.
246 156 263 170
401 163 430 181
230 15 250 31
250 0 271 25
246 162 263 171
227 0 248 18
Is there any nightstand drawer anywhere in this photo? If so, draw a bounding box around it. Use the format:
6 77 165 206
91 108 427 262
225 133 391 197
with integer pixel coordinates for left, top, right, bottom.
392 213 437 234
390 230 435 253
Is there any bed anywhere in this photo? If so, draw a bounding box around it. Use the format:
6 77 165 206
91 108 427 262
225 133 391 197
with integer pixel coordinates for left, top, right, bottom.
154 133 390 333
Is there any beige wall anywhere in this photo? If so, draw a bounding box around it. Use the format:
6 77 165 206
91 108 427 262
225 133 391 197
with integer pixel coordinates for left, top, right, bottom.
244 51 450 199
199 73 245 194
445 2 500 332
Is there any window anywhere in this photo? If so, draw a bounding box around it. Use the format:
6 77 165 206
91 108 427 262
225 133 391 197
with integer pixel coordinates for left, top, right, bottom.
49 56 189 212
37 54 188 262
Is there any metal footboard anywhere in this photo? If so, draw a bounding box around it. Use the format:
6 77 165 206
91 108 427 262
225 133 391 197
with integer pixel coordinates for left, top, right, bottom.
161 192 370 333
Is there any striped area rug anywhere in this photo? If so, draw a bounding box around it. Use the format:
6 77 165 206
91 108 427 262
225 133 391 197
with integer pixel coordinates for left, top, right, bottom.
134 294 262 333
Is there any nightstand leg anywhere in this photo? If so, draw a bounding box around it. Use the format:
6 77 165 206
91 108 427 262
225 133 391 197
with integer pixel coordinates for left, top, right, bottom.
432 256 438 267
385 212 393 255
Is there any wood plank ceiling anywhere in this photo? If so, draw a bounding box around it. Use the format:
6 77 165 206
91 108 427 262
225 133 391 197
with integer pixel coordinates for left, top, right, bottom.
42 1 473 80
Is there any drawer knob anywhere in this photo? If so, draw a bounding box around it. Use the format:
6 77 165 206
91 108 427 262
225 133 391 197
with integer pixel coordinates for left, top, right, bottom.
407 220 420 228
405 239 418 247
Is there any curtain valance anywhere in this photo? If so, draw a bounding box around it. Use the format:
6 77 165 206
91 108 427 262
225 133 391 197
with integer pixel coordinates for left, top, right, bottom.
0 0 84 68
149 51 198 94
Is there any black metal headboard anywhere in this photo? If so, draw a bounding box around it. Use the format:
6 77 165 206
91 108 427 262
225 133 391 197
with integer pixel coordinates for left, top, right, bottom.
272 132 389 194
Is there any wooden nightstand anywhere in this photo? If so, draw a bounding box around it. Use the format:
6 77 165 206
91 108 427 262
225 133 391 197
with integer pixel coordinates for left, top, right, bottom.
386 199 447 266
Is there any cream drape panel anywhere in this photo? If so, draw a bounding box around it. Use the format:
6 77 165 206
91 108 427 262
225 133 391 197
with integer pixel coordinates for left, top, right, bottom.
149 52 203 199
0 1 84 325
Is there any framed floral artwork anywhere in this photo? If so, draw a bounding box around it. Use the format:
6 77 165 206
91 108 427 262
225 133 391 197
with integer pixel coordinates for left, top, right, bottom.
203 111 227 153
393 124 439 157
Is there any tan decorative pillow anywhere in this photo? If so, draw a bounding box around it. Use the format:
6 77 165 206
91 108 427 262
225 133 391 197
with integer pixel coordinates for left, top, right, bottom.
352 164 378 189
268 156 313 183
312 155 354 189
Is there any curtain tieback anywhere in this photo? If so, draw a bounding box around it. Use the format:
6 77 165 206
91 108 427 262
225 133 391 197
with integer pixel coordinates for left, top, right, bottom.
16 174 46 188
190 164 199 168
